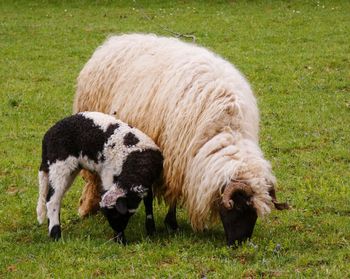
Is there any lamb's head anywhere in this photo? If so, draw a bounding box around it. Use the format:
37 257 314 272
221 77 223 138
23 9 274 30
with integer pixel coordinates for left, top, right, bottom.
219 180 288 247
100 184 149 211
100 184 148 244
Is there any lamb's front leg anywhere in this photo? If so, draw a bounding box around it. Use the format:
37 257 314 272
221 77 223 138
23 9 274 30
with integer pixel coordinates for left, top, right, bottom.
46 183 64 240
46 188 62 240
143 188 156 236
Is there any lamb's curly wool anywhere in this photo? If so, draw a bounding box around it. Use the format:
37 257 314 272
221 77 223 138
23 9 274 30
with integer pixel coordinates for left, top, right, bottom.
37 112 163 242
74 34 276 230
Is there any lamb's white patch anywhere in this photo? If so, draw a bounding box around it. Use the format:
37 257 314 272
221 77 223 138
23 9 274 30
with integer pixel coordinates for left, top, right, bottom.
100 185 126 208
102 120 159 179
48 156 79 187
130 185 148 198
146 214 153 219
80 111 118 132
128 209 137 213
131 185 146 193
78 153 101 173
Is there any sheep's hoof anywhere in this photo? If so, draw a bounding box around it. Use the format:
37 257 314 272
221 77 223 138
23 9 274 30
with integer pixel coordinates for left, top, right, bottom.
164 217 179 233
49 225 61 241
146 219 156 236
114 232 127 245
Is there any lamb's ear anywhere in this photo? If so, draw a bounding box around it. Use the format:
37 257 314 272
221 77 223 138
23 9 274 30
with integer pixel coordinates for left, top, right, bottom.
268 187 289 210
115 197 128 215
100 186 126 209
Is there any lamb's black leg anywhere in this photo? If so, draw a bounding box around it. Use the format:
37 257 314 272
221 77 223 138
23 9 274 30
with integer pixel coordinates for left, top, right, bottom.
143 188 156 236
164 203 178 232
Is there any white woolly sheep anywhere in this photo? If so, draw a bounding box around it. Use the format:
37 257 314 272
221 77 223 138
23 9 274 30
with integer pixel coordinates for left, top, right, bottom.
73 34 288 246
36 111 163 243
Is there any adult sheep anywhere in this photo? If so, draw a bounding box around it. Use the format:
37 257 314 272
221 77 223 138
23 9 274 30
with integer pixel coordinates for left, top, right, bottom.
74 34 288 246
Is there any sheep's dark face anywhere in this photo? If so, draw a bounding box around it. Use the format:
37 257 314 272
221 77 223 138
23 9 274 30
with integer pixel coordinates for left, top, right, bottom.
219 190 258 247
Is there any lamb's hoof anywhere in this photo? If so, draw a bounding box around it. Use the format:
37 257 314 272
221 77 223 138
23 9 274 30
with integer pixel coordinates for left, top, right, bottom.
146 219 156 236
49 225 61 241
114 232 127 245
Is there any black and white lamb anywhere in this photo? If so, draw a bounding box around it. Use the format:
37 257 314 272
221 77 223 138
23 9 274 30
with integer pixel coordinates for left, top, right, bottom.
36 111 163 243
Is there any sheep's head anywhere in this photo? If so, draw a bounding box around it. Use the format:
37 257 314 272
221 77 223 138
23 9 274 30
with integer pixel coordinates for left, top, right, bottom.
219 180 288 247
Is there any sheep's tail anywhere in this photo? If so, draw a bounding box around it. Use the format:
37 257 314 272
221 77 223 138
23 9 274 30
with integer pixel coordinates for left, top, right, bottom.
37 170 49 224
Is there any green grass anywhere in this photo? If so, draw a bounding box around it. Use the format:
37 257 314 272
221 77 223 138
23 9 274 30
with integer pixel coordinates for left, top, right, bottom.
1 0 349 277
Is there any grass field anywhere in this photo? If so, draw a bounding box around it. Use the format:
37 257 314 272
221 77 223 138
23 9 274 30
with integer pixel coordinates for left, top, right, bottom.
0 0 349 277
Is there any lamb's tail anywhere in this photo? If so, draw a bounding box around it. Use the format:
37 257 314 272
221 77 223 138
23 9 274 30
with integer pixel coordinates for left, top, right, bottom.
37 171 49 224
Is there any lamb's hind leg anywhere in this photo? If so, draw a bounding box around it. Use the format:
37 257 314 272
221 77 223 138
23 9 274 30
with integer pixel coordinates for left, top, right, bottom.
47 164 79 240
143 188 156 236
37 171 49 224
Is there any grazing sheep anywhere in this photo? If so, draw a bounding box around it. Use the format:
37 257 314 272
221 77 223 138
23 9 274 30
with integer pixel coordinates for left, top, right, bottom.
36 112 163 243
73 34 288 246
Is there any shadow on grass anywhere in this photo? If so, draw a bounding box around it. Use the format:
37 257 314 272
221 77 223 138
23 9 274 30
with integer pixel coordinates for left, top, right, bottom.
52 208 227 248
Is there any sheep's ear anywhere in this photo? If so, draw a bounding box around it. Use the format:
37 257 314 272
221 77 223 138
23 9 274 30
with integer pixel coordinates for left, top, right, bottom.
115 197 128 215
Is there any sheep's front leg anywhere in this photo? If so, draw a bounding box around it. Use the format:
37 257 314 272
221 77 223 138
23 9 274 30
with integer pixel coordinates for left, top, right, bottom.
46 168 78 240
143 188 156 236
164 202 178 232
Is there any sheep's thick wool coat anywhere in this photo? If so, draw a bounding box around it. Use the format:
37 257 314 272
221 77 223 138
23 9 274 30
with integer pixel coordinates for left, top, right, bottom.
74 34 276 230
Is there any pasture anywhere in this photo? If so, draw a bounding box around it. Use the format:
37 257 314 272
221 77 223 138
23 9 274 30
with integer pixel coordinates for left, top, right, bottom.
0 0 349 277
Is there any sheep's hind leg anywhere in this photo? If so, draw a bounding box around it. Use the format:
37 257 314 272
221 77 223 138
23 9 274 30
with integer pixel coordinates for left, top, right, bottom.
78 170 102 217
143 188 156 236
46 166 79 240
164 203 178 232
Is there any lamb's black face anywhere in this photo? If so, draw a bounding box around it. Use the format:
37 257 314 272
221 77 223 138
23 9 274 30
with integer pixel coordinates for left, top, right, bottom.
219 191 258 247
101 193 142 244
101 205 130 243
